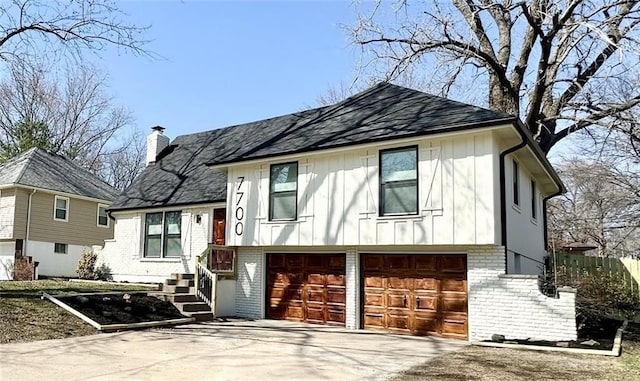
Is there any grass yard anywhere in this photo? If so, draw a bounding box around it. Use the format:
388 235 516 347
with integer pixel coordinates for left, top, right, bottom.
394 323 640 381
0 279 157 343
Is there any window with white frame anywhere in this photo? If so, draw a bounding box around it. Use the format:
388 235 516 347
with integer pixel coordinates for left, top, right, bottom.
531 180 537 220
144 211 182 258
97 204 109 227
54 243 68 254
512 160 520 207
54 196 69 221
269 162 298 221
380 146 418 216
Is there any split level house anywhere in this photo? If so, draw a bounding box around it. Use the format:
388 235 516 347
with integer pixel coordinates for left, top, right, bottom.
98 83 577 341
0 148 118 279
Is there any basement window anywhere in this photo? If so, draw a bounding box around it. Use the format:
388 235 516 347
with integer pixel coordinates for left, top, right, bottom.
54 243 68 254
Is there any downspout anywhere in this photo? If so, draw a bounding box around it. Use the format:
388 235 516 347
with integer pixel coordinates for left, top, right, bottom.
499 133 527 274
24 189 36 256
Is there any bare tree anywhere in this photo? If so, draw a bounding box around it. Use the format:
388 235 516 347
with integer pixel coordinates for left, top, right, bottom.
97 130 146 190
350 0 640 153
548 157 640 257
0 60 143 187
0 0 149 63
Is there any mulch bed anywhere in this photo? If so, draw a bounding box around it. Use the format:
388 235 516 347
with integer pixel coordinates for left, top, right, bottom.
484 318 623 350
56 293 185 325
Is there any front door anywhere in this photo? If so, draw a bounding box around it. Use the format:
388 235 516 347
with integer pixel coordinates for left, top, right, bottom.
212 208 226 245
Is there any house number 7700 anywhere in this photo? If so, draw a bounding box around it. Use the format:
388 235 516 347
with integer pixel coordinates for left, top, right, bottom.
235 176 245 236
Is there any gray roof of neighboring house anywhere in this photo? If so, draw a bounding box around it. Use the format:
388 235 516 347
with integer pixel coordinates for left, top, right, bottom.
0 148 119 201
110 82 517 211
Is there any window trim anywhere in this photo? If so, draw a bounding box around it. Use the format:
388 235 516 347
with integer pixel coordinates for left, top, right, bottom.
530 179 537 220
379 145 419 217
143 211 182 258
512 160 520 207
54 242 68 254
97 204 109 228
54 195 69 222
268 161 299 221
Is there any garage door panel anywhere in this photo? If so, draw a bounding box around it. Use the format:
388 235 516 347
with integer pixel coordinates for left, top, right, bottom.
327 274 345 286
327 288 345 304
442 296 467 313
327 308 345 325
306 272 324 285
386 255 410 271
267 253 345 326
365 275 384 288
414 256 437 272
362 254 467 339
441 256 466 273
413 314 438 335
414 295 437 311
387 313 410 332
387 276 411 290
363 255 384 271
363 311 385 329
441 317 467 338
387 293 408 309
414 277 437 291
441 278 466 292
328 255 345 268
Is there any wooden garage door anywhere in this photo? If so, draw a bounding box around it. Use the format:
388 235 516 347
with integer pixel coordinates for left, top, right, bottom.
362 254 467 339
267 253 346 326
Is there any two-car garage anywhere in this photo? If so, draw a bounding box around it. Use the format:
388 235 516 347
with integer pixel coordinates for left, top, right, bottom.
265 252 468 339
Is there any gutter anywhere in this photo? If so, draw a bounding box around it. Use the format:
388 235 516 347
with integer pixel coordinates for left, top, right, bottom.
24 189 36 256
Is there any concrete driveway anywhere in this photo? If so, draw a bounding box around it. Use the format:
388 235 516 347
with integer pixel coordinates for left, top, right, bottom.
0 319 467 381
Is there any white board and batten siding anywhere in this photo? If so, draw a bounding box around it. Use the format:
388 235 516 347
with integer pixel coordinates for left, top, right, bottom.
504 153 547 274
227 132 501 247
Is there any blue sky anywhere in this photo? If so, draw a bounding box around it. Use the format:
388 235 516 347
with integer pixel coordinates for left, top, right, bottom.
101 1 360 140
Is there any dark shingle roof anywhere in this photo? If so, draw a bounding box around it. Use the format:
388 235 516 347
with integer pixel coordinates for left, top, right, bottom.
110 82 515 211
0 148 119 201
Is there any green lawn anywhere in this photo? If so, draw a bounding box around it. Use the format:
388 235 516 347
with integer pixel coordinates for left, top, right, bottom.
0 279 157 343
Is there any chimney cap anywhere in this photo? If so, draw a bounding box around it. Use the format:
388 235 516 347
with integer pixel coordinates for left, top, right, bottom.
151 125 165 133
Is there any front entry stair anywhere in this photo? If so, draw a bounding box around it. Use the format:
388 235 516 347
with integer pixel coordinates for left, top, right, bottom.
161 273 213 322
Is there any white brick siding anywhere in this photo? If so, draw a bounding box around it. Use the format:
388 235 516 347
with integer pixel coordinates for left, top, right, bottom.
345 249 360 329
95 207 212 283
235 248 264 319
468 246 577 341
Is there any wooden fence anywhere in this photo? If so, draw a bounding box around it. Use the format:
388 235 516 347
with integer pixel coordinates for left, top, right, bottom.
552 252 640 296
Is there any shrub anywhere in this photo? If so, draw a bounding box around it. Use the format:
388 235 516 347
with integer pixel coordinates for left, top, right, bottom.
547 266 640 330
76 251 112 281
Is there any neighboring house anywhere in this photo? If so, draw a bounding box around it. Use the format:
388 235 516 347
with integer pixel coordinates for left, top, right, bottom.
99 83 577 341
0 148 118 279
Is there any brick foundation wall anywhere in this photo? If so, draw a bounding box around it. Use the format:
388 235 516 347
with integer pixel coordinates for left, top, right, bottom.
468 246 577 341
235 248 264 319
345 249 359 329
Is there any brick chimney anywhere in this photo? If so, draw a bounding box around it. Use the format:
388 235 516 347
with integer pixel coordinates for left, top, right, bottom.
146 126 170 166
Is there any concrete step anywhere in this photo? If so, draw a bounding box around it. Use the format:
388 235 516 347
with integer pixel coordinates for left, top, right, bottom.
165 279 194 287
162 285 193 294
178 302 211 313
170 294 199 303
170 273 195 280
186 311 214 322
